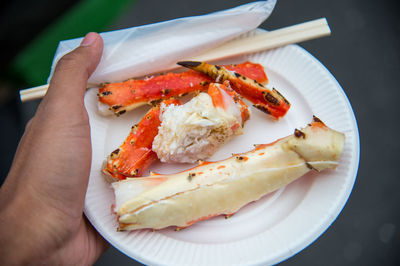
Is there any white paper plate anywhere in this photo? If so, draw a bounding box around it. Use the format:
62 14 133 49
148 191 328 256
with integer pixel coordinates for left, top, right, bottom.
84 44 359 265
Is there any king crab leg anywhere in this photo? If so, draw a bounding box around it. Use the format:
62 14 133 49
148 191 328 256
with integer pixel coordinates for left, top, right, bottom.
177 61 290 119
103 98 182 181
98 61 268 115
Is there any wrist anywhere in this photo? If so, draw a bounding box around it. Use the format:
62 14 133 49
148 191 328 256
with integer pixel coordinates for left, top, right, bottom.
0 195 29 264
0 187 49 265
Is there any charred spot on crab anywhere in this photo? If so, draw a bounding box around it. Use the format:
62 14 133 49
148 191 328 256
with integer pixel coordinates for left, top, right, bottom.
305 162 315 170
161 89 170 95
131 124 139 134
273 88 290 104
262 92 279 105
215 65 221 70
253 104 271 114
111 105 122 110
294 129 306 139
225 214 234 219
233 72 247 81
179 92 189 97
149 99 161 106
312 115 323 124
200 81 209 86
146 115 152 120
110 148 120 159
130 169 139 176
187 172 196 182
117 110 126 116
100 91 112 97
236 156 245 161
131 89 136 94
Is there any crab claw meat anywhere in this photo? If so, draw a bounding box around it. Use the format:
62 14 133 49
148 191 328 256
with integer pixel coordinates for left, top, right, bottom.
113 117 345 231
152 83 249 163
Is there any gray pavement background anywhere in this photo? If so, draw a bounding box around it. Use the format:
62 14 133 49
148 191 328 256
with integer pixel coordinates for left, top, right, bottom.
1 0 399 265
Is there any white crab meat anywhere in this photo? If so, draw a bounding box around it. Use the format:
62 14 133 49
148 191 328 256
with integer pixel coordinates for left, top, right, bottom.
152 90 243 163
113 118 345 231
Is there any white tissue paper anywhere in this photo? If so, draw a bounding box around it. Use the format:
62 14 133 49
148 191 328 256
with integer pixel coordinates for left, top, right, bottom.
47 0 276 85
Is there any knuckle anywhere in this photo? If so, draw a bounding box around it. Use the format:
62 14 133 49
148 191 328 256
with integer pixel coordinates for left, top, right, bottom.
54 49 90 79
56 52 80 70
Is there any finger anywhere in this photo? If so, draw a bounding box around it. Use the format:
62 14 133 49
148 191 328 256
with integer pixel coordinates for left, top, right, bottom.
45 32 104 105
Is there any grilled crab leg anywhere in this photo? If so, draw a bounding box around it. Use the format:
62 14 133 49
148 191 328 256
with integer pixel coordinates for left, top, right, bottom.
98 61 267 116
103 98 181 181
177 61 290 119
112 117 345 231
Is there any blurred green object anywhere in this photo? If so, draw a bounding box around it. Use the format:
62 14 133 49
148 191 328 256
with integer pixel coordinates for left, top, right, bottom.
11 0 138 87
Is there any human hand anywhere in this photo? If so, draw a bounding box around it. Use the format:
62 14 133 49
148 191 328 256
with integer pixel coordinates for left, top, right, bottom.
0 32 109 265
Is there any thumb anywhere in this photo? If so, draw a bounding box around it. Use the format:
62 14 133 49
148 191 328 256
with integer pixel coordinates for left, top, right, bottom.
46 32 103 104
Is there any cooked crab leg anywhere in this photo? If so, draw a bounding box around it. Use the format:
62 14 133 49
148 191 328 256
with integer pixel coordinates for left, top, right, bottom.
177 61 290 119
103 98 181 181
98 61 267 115
112 117 345 231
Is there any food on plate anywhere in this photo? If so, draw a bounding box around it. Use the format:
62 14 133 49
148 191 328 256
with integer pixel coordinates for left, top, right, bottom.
104 82 249 179
97 61 268 116
112 117 345 231
101 60 289 180
178 61 290 119
152 83 250 163
103 98 182 181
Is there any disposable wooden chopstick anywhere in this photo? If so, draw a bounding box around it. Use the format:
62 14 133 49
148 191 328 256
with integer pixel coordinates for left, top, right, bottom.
19 18 330 102
188 18 330 62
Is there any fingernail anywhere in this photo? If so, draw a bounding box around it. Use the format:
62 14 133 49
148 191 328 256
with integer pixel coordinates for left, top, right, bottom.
80 32 98 47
